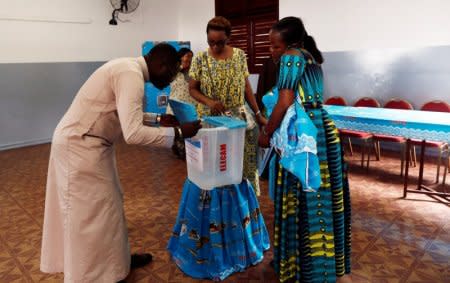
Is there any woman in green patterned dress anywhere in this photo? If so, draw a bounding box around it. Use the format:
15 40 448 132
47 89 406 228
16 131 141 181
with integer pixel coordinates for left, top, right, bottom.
189 16 267 194
259 17 352 282
166 48 196 114
166 48 195 159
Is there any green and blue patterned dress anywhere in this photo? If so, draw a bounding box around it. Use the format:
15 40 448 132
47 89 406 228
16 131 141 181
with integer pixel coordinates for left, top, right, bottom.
267 49 351 282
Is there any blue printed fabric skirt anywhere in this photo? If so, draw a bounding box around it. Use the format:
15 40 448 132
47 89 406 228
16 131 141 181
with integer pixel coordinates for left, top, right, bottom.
167 179 270 281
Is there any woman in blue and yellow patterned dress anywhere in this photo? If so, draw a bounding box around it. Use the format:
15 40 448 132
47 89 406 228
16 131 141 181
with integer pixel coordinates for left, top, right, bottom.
259 17 352 283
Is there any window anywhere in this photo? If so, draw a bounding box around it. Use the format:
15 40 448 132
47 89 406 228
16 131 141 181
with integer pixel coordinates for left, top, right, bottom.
216 0 279 73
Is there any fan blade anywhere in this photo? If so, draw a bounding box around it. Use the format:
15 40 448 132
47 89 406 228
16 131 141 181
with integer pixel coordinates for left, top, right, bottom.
121 0 129 12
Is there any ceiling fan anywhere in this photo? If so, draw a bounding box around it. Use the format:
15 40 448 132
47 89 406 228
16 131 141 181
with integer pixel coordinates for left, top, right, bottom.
109 0 140 25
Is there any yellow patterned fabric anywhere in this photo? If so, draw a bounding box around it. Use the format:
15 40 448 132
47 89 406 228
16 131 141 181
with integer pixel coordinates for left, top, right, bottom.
189 48 249 117
189 48 260 194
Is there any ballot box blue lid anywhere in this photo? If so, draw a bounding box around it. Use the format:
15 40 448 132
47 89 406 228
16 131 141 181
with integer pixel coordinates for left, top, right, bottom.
202 116 247 129
168 99 198 123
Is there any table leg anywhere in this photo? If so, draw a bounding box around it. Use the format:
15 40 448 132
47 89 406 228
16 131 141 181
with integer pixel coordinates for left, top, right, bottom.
403 139 411 198
417 140 426 190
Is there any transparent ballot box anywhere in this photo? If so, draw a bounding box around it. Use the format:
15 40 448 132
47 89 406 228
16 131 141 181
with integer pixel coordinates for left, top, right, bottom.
185 116 246 190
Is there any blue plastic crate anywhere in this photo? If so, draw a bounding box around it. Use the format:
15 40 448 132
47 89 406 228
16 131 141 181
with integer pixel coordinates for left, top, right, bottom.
143 83 170 113
141 41 191 114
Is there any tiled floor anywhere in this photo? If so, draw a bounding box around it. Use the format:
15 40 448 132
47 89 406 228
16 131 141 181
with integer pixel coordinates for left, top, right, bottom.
0 142 448 282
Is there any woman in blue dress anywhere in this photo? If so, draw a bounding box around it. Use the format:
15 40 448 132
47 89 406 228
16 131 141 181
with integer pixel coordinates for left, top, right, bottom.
259 17 352 282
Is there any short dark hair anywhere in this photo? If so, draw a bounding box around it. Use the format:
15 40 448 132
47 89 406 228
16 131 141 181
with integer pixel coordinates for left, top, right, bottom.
206 16 231 37
177 47 193 60
144 43 180 89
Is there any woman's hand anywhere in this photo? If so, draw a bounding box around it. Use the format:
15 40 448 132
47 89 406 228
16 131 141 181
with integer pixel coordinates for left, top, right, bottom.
256 114 268 127
258 130 271 148
207 100 226 115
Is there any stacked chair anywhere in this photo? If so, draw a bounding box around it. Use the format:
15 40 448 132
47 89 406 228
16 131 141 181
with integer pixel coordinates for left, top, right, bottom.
373 99 415 176
411 100 450 184
325 96 379 170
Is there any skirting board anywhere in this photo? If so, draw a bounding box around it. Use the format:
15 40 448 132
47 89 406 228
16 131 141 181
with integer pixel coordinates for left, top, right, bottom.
0 137 52 151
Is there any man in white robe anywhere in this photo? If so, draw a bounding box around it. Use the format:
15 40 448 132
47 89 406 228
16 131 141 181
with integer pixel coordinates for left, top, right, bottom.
40 43 201 282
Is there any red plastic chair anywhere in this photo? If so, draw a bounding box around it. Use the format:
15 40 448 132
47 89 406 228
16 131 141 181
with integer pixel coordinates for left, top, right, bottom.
410 100 450 184
325 96 347 106
373 99 414 176
383 99 414 110
339 97 380 169
354 97 381 108
324 96 368 165
421 100 450 112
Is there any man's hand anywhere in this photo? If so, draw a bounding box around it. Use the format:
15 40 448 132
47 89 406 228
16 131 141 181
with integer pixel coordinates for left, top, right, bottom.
179 120 202 138
160 114 180 127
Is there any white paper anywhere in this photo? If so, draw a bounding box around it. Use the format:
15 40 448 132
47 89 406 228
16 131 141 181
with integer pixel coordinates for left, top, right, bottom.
258 146 274 175
186 139 203 172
